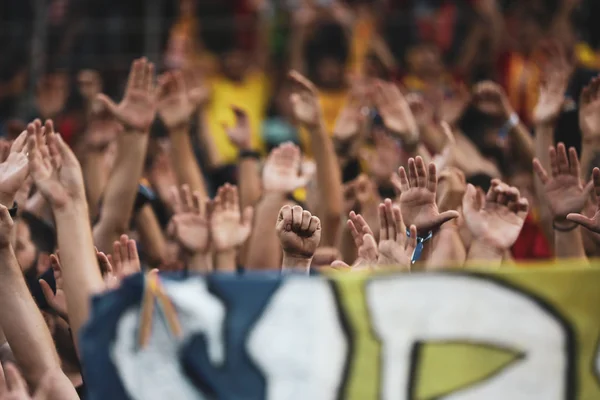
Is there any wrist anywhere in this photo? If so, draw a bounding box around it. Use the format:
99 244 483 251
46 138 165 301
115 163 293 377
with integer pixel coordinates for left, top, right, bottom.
282 253 313 271
52 199 89 217
215 250 237 272
468 239 504 261
553 218 579 232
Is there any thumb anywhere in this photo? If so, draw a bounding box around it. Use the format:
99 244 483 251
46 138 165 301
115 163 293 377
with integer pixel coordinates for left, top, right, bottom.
39 279 55 303
433 210 460 228
584 179 594 196
567 213 596 231
331 260 351 269
96 93 118 116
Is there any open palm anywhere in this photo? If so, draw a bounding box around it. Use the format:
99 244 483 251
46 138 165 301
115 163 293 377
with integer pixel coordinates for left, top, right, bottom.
396 157 459 233
169 185 210 254
533 143 592 219
568 167 600 233
97 58 157 132
157 71 195 129
263 142 311 193
211 184 253 251
374 81 418 142
288 70 322 129
462 182 528 250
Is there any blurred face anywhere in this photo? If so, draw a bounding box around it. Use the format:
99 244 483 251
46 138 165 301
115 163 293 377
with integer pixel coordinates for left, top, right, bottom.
77 69 102 102
316 57 344 89
15 220 37 272
221 49 248 82
406 45 442 78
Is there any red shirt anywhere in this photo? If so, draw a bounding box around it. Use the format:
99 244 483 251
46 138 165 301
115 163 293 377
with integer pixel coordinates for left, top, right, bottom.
511 214 552 261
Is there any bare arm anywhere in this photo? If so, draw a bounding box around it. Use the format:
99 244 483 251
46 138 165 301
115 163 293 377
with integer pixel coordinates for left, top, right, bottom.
289 71 343 246
28 120 105 361
134 204 167 266
82 149 110 220
93 59 158 253
169 126 207 197
246 193 288 270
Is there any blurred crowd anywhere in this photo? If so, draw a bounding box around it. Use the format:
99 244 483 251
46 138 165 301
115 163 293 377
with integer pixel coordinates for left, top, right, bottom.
0 0 600 397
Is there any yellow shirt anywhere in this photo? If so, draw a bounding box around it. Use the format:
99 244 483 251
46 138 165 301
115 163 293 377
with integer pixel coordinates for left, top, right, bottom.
349 15 375 76
299 89 348 156
205 72 269 166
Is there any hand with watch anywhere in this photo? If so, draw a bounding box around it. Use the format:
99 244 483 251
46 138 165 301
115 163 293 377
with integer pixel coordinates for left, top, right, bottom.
533 143 594 231
471 81 519 140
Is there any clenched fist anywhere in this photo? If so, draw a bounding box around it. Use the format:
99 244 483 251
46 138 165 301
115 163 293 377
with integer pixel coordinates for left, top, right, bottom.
276 205 321 270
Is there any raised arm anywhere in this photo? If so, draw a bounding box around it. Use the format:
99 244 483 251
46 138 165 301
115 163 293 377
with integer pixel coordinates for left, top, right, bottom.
246 143 309 270
579 75 600 181
28 120 105 355
157 70 208 197
288 71 343 246
472 81 534 165
93 58 158 253
533 143 592 260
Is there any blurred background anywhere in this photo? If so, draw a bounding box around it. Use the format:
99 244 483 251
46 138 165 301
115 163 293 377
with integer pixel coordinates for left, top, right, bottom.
0 0 599 146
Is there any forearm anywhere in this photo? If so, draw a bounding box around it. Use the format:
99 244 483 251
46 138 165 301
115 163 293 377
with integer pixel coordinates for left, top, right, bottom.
215 250 237 273
238 158 262 210
135 205 167 266
93 132 149 252
554 225 588 261
509 122 535 165
465 240 504 267
82 151 109 220
188 252 212 273
246 193 287 270
309 123 343 246
169 126 207 198
0 246 61 385
55 202 105 353
197 112 221 169
426 224 467 270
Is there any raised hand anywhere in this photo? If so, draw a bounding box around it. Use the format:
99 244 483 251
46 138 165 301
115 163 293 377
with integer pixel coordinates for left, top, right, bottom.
579 75 600 141
288 70 322 129
168 184 209 254
224 107 251 150
347 210 378 264
373 81 419 143
39 253 68 321
211 184 254 252
333 87 367 143
533 143 592 223
262 142 311 193
462 180 529 250
96 58 157 132
157 70 195 130
567 167 600 233
377 198 417 271
27 119 86 210
109 234 141 279
533 44 570 125
184 68 211 109
439 83 471 126
395 156 459 233
0 123 29 207
276 205 321 265
472 81 513 118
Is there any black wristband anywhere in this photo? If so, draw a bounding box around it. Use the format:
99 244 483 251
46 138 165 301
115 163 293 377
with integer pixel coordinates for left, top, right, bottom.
8 202 17 218
239 150 261 160
552 220 578 232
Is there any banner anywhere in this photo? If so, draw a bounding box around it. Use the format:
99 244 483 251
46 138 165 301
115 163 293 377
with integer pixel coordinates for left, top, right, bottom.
80 267 600 399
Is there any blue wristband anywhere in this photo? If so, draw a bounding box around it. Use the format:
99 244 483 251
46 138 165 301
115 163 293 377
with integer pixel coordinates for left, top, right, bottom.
406 229 433 264
498 112 519 139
